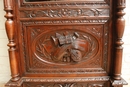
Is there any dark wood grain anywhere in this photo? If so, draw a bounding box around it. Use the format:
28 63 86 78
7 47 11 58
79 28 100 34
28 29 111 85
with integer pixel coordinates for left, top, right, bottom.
3 0 127 87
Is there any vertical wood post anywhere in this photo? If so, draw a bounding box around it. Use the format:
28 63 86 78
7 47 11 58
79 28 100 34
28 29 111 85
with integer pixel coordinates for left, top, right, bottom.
4 0 20 81
113 0 126 80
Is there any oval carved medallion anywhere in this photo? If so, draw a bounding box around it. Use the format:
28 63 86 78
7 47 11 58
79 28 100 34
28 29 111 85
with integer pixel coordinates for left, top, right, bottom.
32 30 99 65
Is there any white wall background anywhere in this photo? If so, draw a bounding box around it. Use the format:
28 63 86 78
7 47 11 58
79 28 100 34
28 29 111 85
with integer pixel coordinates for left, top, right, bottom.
0 0 130 87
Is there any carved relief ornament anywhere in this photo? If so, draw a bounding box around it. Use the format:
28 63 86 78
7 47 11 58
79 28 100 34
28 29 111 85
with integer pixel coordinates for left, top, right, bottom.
21 23 109 73
5 77 109 86
23 77 110 82
21 8 109 18
33 31 99 64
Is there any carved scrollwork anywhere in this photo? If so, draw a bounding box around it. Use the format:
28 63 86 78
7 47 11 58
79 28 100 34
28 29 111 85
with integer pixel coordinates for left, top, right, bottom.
21 8 109 18
33 30 98 64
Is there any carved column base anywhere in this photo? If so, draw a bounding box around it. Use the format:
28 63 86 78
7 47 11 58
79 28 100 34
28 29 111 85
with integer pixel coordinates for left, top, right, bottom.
110 77 128 87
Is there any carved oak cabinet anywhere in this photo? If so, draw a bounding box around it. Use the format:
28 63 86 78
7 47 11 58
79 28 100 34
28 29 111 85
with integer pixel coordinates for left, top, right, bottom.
4 0 128 87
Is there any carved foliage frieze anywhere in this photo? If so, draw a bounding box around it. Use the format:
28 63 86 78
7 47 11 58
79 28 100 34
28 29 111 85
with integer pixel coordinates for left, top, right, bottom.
21 8 109 18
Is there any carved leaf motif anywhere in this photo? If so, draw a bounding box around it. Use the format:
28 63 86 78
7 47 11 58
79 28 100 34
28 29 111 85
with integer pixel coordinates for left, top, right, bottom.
21 8 109 18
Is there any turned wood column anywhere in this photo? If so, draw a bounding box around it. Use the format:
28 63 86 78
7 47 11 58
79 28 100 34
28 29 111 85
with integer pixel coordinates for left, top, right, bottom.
113 0 126 80
4 0 20 81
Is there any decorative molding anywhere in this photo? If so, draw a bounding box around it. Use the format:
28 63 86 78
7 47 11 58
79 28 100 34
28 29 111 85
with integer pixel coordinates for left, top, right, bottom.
21 8 109 18
5 77 109 87
20 1 109 8
103 24 109 70
28 69 106 74
22 19 108 25
23 77 110 82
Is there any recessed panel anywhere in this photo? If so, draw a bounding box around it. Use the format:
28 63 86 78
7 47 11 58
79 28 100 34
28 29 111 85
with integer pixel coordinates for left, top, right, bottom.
20 24 108 75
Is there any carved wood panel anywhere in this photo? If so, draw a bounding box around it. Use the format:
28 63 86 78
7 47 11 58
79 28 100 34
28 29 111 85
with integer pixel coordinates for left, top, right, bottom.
17 0 110 75
31 25 101 66
20 23 109 74
33 29 99 64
